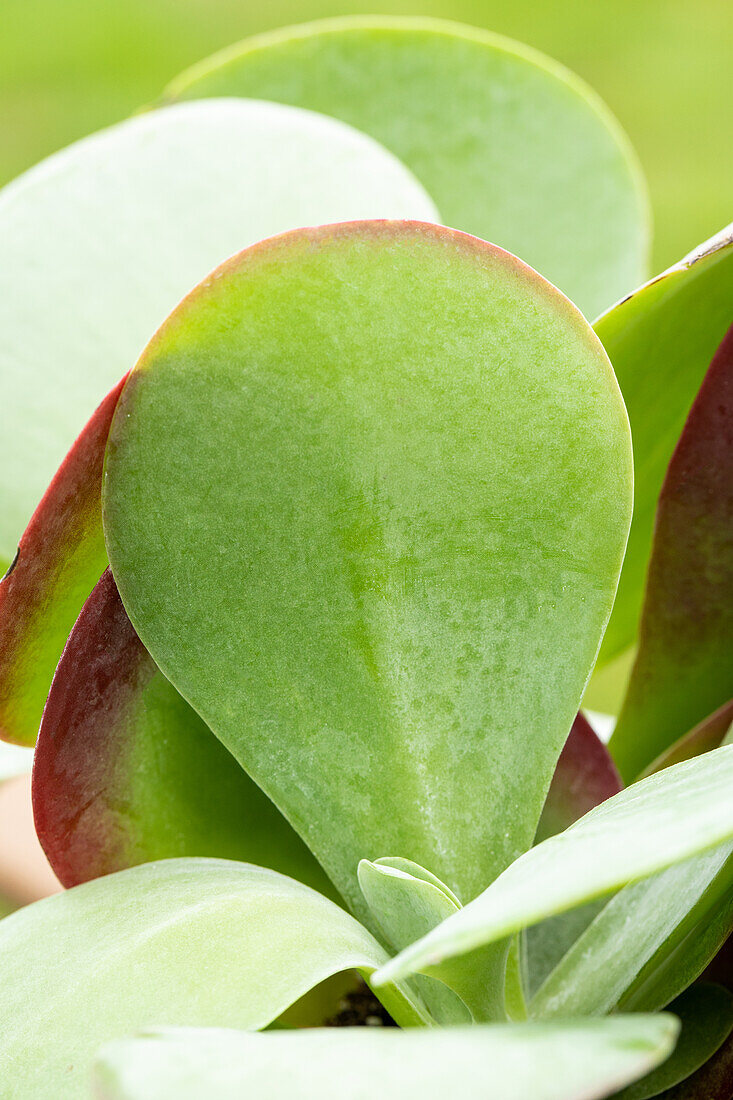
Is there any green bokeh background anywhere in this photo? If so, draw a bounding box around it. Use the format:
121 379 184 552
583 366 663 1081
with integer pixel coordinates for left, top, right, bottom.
1 0 731 279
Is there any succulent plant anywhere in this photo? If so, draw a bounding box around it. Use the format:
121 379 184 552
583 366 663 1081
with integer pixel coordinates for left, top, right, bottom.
0 16 730 1100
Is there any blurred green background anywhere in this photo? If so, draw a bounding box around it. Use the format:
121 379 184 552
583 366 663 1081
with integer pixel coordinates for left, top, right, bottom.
1 0 730 275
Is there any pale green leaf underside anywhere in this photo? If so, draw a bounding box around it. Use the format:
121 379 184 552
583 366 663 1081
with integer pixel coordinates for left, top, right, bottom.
94 1018 678 1100
0 97 437 562
167 15 649 319
103 221 632 923
0 858 426 1098
375 746 733 983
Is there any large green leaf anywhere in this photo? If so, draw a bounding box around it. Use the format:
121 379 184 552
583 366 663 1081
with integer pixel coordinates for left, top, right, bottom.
165 15 648 320
33 569 333 897
94 1018 678 1100
0 96 437 569
610 323 733 779
0 858 426 1098
373 746 733 984
103 220 632 921
593 226 733 676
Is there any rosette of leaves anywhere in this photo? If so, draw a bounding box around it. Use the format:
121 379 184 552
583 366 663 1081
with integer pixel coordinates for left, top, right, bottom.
0 16 731 1100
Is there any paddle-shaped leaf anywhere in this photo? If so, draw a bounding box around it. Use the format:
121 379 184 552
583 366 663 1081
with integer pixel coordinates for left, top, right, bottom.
0 377 126 746
0 97 437 569
0 858 426 1097
33 569 334 897
611 324 733 779
373 745 733 983
594 225 733 673
166 16 648 319
537 712 623 842
103 220 632 920
93 1018 678 1100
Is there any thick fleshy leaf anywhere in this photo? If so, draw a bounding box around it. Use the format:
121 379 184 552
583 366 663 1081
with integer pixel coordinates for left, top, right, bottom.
594 225 733 672
622 873 733 1014
537 712 623 842
94 1018 678 1100
358 858 497 1022
611 322 733 780
33 569 333 897
0 96 437 568
373 746 733 984
102 220 632 920
0 377 125 746
165 15 648 319
641 701 733 778
0 858 426 1097
530 846 733 1018
614 984 733 1100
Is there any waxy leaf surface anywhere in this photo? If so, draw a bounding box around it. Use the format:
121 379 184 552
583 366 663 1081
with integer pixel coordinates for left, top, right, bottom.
594 226 733 675
103 221 632 920
0 858 424 1098
611 324 733 779
33 570 333 897
167 15 648 319
94 1018 678 1100
0 97 437 567
374 746 733 983
0 377 125 746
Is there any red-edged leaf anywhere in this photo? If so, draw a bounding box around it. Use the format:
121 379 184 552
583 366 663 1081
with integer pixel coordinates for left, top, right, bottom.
0 376 127 746
611 323 733 780
537 712 622 841
33 569 335 897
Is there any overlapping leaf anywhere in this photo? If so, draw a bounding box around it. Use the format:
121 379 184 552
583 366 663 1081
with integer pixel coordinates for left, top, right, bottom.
374 746 733 983
594 227 733 679
611 323 733 778
93 1018 678 1100
0 858 426 1098
0 98 435 745
33 570 333 897
166 15 648 318
103 221 632 927
0 377 125 746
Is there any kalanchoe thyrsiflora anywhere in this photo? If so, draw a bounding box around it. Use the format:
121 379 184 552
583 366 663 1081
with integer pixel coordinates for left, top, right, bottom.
0 17 731 1100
